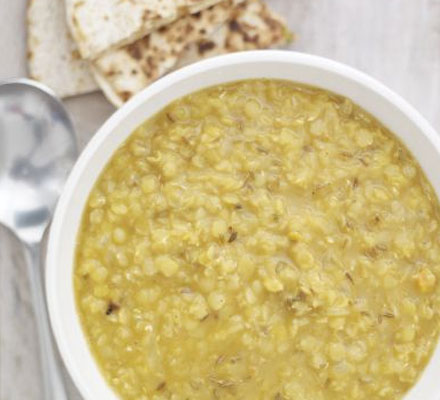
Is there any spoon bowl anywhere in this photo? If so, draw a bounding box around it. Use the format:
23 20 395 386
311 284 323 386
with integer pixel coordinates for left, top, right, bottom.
0 78 77 400
0 79 77 243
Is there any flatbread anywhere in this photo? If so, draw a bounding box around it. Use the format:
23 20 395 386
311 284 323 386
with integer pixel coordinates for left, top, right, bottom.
93 0 244 106
93 0 290 107
27 0 98 98
66 0 225 60
176 0 292 67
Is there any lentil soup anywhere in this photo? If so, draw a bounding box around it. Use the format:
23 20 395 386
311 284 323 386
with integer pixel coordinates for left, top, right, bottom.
74 80 440 400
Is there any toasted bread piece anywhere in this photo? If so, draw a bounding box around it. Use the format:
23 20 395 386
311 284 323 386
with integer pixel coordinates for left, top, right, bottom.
27 0 98 98
176 0 292 67
93 0 290 107
66 0 225 60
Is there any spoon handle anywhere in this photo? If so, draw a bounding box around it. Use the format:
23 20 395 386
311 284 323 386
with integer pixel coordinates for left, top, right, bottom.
24 244 69 400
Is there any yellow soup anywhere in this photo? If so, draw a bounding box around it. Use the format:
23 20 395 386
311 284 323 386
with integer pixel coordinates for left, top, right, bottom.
74 80 440 400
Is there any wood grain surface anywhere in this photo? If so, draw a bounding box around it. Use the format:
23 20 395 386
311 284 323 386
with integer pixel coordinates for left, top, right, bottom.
1 0 440 399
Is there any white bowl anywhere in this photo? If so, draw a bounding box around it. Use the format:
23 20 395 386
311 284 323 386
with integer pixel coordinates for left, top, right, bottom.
46 50 440 400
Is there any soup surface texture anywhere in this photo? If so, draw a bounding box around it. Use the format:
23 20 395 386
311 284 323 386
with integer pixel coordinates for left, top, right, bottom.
74 80 440 400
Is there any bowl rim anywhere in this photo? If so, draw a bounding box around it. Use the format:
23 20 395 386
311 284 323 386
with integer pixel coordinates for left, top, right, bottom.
46 50 440 400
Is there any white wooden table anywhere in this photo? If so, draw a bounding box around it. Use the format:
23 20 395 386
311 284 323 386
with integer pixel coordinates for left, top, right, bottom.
1 0 440 398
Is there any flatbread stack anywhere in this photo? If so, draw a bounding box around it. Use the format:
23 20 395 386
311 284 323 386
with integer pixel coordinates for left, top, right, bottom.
27 0 292 107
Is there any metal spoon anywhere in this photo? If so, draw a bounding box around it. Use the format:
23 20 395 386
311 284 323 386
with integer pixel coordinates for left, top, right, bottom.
0 79 77 400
